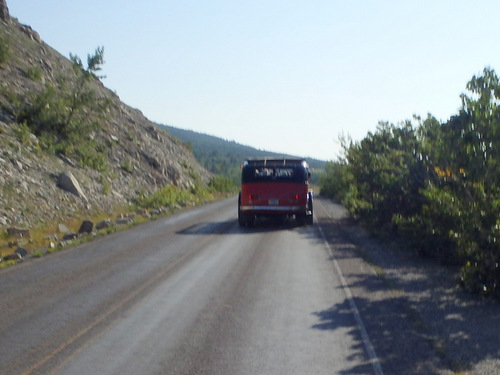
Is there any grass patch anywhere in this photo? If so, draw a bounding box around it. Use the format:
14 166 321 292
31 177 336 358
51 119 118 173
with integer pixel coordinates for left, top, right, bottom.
0 33 10 65
136 184 196 210
0 179 233 267
25 66 43 81
31 250 44 258
121 159 133 173
0 259 18 268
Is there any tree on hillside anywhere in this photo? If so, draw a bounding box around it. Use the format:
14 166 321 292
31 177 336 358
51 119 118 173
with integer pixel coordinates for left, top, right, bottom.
17 47 110 169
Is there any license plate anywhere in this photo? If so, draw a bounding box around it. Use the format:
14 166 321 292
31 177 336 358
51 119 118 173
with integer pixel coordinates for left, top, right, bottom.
269 199 279 205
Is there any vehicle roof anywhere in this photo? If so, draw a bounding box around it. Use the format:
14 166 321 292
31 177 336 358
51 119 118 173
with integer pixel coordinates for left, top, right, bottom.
243 157 307 167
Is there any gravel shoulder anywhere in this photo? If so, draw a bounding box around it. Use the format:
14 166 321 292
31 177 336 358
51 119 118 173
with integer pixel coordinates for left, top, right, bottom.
316 197 500 375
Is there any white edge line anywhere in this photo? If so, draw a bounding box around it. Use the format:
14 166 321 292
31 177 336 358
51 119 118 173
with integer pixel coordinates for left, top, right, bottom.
315 204 385 375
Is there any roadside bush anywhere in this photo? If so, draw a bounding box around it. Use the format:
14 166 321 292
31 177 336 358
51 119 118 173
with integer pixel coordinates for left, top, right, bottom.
189 182 213 202
320 68 500 298
339 121 426 231
136 185 194 210
208 175 235 194
319 159 352 202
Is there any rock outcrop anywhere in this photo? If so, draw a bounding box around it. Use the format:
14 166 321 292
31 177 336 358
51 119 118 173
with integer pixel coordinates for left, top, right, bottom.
0 0 9 23
57 172 88 202
0 8 212 232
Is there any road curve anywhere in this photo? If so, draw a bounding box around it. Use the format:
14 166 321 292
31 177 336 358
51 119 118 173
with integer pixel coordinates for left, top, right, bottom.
0 197 378 375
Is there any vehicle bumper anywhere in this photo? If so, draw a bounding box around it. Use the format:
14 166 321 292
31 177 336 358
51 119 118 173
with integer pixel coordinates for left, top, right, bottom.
240 205 308 215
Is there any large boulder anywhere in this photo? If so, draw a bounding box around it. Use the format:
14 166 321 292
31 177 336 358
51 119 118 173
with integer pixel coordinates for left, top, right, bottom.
96 219 112 230
7 227 30 238
14 247 28 259
57 171 88 202
78 220 93 234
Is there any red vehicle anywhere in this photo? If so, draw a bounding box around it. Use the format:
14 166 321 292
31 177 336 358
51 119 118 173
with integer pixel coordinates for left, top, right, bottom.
238 157 313 226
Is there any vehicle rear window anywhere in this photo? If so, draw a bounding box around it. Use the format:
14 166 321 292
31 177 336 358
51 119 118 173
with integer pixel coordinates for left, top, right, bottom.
242 166 307 183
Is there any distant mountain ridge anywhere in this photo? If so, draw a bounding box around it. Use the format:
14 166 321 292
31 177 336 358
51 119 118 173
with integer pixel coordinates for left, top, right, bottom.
159 124 326 184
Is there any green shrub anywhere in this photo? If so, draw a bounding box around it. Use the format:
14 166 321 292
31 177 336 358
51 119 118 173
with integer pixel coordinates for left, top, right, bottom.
100 176 112 195
189 182 213 202
26 66 43 81
208 175 235 193
320 68 500 298
77 144 108 171
121 160 133 173
136 185 194 209
319 159 352 202
0 260 19 268
32 250 44 258
15 47 110 170
13 122 32 145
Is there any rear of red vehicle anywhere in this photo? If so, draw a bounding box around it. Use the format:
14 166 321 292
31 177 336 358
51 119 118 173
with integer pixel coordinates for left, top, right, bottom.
238 158 313 226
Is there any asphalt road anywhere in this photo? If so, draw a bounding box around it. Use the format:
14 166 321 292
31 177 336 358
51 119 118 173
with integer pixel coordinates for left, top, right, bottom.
0 197 391 375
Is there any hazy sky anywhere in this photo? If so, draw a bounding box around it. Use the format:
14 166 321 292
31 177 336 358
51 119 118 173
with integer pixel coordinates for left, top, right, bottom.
8 1 500 161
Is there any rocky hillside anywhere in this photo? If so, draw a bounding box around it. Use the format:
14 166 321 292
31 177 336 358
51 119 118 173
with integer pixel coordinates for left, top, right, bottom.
0 3 211 241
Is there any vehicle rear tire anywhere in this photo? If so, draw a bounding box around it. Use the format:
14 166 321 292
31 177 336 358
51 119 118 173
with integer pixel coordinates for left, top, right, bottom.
238 194 254 227
306 213 313 225
306 196 313 225
239 213 254 227
238 194 245 227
